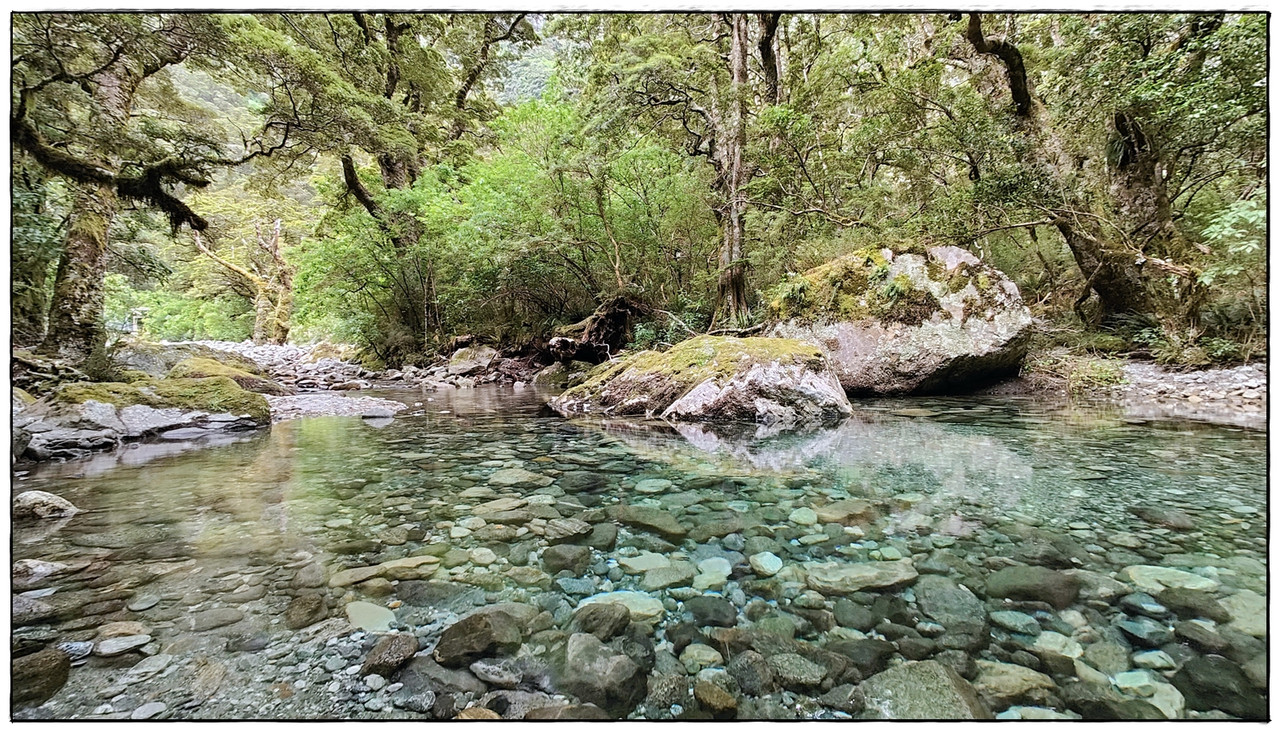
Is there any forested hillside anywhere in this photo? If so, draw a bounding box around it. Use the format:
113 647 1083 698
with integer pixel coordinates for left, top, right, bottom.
12 12 1267 369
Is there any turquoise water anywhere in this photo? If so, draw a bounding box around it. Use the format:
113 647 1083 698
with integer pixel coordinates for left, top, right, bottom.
12 387 1267 719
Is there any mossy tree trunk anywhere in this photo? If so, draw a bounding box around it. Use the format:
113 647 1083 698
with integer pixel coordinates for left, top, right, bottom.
37 65 139 361
38 183 118 361
193 221 295 346
713 13 753 330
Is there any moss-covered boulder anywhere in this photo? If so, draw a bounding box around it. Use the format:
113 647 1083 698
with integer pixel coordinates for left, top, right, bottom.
531 360 596 388
16 376 271 461
114 339 265 379
547 336 851 428
168 357 293 395
768 246 1031 394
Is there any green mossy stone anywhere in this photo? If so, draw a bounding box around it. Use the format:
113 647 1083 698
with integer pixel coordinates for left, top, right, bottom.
167 357 290 395
54 376 271 424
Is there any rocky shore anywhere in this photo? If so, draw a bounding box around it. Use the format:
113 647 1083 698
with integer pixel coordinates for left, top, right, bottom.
1112 362 1266 429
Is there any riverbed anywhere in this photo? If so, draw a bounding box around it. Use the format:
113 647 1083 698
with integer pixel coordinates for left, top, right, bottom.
12 386 1268 720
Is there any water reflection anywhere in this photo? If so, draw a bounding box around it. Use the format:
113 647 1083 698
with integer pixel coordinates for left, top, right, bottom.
12 386 1267 719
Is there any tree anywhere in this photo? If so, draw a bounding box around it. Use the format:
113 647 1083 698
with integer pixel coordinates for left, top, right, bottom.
11 14 289 360
960 12 1264 324
567 13 786 328
246 13 536 362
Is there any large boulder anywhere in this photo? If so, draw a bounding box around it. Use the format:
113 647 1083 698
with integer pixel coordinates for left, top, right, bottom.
114 339 265 378
447 346 499 376
547 335 851 428
767 246 1031 394
167 357 293 395
16 377 269 461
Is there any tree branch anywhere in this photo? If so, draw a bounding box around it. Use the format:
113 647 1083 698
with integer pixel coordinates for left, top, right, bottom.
340 154 385 220
964 13 1033 118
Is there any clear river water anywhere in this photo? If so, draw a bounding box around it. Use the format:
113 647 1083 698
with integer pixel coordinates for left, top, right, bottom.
12 386 1268 720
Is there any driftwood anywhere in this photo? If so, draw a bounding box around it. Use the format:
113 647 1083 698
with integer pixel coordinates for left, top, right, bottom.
549 295 650 364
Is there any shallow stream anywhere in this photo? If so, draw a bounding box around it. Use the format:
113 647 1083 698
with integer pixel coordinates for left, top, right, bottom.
12 386 1267 719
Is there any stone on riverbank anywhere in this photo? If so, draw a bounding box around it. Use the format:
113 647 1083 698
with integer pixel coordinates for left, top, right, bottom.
17 377 269 461
284 594 328 629
167 357 293 395
768 245 1031 394
12 647 71 708
548 335 851 428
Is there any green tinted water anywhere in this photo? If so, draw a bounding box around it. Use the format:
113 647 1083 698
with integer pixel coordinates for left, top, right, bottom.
13 387 1267 719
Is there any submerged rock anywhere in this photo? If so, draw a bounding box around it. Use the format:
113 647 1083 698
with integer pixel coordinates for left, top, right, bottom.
548 335 851 428
983 565 1080 609
558 633 646 716
767 245 1031 394
361 633 420 677
859 660 992 719
432 611 522 667
1172 655 1268 719
12 490 79 520
804 559 918 595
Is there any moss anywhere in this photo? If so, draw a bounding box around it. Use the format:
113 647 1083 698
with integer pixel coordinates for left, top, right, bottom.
874 275 943 327
559 335 826 409
167 357 289 395
54 376 271 424
118 370 152 383
148 377 272 422
115 340 266 377
13 388 37 406
766 247 893 323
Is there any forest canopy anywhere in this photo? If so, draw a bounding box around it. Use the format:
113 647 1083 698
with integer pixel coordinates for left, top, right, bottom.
11 12 1267 368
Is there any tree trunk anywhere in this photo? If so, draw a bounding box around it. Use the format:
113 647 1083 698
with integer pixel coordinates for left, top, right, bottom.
1054 219 1153 318
39 183 117 361
757 13 783 106
714 13 752 329
252 290 272 345
38 65 138 362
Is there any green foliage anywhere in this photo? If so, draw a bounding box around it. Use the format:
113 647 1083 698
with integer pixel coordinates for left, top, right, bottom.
105 273 253 341
11 169 67 344
1026 351 1128 397
1198 195 1265 287
13 12 1265 364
